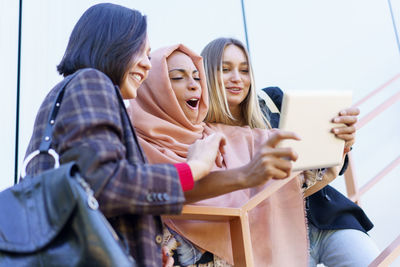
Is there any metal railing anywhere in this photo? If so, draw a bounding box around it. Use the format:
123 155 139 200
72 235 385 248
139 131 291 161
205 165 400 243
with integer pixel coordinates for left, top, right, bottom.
343 73 400 266
167 74 400 266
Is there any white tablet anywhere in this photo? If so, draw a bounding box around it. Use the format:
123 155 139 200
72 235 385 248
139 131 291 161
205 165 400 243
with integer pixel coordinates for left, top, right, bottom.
278 90 352 171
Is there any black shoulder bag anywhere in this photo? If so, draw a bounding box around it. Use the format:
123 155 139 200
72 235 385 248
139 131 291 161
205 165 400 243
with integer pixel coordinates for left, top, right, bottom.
0 73 136 267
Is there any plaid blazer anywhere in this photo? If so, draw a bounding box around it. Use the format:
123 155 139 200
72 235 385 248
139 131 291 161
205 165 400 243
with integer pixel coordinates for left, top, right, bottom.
24 68 185 266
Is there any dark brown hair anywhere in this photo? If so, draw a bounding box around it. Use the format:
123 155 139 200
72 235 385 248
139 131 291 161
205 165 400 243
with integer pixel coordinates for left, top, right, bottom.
57 3 147 86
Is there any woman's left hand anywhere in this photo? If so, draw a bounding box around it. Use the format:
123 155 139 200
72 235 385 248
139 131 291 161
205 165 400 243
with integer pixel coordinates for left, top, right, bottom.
331 107 360 154
187 132 226 181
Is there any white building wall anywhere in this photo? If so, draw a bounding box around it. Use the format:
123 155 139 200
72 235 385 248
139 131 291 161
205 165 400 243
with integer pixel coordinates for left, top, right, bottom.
17 0 246 181
245 1 400 265
0 0 19 190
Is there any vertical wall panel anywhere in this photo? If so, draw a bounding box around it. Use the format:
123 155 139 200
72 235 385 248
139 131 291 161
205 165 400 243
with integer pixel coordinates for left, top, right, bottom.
389 0 400 56
245 0 400 258
245 0 400 93
134 0 246 53
18 0 245 173
0 0 19 190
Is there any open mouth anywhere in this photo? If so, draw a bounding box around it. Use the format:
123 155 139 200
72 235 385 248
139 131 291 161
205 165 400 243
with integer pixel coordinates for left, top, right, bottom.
130 72 143 84
186 98 199 109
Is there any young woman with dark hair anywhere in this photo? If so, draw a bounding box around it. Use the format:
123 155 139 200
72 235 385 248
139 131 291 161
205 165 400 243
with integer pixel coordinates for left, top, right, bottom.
57 3 147 84
23 4 225 267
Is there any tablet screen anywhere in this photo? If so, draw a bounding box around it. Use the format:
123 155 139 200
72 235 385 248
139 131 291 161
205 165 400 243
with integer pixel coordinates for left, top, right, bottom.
278 90 352 171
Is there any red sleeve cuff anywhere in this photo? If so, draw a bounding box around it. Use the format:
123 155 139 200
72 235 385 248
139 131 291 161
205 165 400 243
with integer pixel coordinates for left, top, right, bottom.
174 163 194 191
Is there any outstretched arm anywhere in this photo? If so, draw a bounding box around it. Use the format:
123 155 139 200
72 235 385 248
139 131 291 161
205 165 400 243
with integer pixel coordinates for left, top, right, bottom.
184 131 300 203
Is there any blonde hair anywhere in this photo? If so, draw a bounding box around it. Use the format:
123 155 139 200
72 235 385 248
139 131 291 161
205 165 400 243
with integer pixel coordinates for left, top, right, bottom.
201 37 270 129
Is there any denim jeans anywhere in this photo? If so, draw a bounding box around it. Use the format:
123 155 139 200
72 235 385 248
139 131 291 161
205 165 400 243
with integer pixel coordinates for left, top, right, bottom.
167 227 203 266
308 223 380 267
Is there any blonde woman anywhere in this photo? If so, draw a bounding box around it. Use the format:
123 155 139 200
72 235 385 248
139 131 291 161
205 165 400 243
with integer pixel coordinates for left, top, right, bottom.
202 37 379 267
202 38 268 129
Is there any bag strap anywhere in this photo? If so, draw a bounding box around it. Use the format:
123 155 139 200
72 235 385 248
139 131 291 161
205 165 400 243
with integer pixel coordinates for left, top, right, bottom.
21 71 80 178
38 72 80 152
258 89 280 114
22 71 146 177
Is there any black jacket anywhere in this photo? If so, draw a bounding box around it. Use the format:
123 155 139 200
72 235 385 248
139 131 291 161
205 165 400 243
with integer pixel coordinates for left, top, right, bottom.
259 86 373 233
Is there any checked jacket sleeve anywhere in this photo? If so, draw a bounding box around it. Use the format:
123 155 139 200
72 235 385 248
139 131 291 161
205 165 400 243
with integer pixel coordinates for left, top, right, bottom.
26 68 186 218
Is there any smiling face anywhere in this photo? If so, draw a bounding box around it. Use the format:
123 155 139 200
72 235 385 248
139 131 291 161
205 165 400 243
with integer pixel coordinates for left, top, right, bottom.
221 44 251 115
167 51 201 124
120 36 152 99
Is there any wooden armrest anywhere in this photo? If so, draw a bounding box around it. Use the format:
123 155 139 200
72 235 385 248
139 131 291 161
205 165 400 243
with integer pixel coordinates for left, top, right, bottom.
242 172 300 211
166 205 241 221
163 173 300 267
167 172 299 220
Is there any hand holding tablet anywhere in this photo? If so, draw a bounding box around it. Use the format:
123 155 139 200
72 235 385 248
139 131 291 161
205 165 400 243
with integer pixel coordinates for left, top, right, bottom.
277 90 353 171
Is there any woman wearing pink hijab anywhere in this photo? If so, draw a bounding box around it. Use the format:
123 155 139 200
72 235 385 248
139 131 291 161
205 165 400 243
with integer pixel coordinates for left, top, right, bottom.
128 44 308 266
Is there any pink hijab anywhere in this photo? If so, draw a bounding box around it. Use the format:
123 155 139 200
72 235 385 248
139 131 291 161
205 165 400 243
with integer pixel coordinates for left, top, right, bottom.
128 44 308 266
